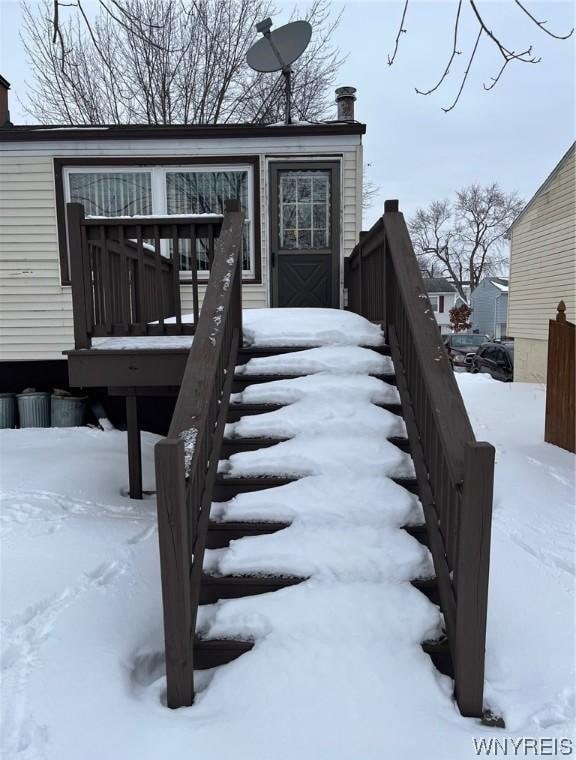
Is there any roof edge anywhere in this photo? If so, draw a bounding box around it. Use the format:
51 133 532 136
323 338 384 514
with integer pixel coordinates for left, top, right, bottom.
507 141 575 236
0 121 366 142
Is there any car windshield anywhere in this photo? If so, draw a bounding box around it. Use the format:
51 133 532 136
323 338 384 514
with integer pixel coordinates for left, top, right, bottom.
451 335 486 348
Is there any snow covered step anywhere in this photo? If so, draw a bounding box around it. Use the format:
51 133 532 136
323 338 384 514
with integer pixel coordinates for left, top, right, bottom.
236 346 393 378
194 638 254 670
213 475 419 500
206 519 291 549
421 637 453 678
213 476 298 501
238 344 391 360
221 437 290 456
227 401 403 423
411 577 439 606
199 573 306 605
222 435 411 457
403 523 428 545
232 372 397 392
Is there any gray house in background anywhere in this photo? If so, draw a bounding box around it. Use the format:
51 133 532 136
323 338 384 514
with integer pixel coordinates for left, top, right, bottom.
470 278 509 339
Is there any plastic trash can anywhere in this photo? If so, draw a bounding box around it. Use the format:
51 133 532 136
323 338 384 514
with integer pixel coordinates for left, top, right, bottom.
51 394 87 427
0 393 16 429
17 391 51 428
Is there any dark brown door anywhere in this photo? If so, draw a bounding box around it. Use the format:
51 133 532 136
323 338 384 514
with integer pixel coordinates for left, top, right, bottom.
269 162 340 307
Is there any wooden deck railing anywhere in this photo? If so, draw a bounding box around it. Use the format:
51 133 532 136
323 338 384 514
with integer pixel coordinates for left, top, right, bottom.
66 202 223 349
347 200 495 718
154 200 244 708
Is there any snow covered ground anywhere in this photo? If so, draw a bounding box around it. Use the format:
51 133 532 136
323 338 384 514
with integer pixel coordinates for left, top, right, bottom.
1 312 574 759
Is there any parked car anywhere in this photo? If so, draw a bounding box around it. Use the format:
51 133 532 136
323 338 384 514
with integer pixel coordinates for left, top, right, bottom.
443 333 489 369
470 341 514 382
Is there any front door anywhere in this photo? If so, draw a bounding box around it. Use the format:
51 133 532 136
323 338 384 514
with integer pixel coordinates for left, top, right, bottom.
269 162 340 307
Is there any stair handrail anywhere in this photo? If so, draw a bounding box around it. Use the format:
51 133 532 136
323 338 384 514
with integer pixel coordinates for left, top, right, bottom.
154 200 244 708
347 200 495 719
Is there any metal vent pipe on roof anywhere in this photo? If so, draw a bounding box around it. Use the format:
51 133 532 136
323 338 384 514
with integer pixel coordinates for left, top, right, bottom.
335 86 356 122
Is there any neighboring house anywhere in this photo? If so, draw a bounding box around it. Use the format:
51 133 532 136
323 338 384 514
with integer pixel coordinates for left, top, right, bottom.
0 76 364 374
422 277 458 334
507 142 576 382
470 277 509 339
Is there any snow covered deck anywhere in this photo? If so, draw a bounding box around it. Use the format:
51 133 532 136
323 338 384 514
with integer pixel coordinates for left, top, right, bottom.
1 374 573 759
66 309 387 389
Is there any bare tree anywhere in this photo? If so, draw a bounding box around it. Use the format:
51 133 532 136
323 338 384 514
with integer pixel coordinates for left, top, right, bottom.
21 0 343 125
408 183 523 299
362 163 380 214
387 0 573 111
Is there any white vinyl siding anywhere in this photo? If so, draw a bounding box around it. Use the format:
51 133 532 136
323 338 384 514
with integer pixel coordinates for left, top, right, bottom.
0 133 362 361
508 144 576 343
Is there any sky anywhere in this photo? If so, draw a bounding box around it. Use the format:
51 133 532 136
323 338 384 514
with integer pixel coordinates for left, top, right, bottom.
0 0 574 225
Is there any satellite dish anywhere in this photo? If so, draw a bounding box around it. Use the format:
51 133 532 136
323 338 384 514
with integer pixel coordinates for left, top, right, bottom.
247 20 312 73
246 18 312 125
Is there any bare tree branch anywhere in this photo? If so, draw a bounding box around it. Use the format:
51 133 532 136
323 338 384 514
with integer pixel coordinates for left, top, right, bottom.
513 0 574 40
387 0 573 110
387 0 408 66
415 0 462 96
442 27 482 113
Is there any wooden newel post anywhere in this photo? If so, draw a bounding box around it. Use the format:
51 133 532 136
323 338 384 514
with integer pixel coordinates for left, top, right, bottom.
454 441 495 717
155 438 194 708
67 202 90 349
545 300 575 453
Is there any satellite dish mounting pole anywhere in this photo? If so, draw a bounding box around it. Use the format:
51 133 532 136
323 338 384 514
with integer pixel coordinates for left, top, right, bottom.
255 17 293 125
283 66 292 126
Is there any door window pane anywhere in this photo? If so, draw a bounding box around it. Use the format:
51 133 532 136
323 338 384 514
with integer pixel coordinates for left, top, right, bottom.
166 170 251 272
68 172 152 216
279 170 331 250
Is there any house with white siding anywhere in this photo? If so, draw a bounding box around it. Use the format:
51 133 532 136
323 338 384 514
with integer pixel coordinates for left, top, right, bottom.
422 277 458 335
470 277 508 339
507 142 575 382
0 76 364 382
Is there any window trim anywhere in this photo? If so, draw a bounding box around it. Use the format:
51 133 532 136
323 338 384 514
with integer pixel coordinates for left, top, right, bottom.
54 155 261 286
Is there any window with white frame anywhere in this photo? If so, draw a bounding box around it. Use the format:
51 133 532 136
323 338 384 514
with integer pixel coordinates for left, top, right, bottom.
64 165 255 276
429 295 439 312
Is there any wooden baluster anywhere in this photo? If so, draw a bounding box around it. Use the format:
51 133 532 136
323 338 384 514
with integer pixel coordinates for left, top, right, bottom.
117 224 130 331
208 223 214 269
190 224 199 327
100 225 112 334
153 224 164 328
134 224 145 329
172 224 182 329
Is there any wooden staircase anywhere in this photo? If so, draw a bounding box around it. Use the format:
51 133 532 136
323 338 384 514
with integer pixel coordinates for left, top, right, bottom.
153 199 495 719
195 340 417 670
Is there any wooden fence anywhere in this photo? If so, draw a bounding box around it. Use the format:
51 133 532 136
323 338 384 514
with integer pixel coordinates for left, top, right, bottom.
154 201 244 708
545 301 575 453
66 202 223 349
347 199 495 718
